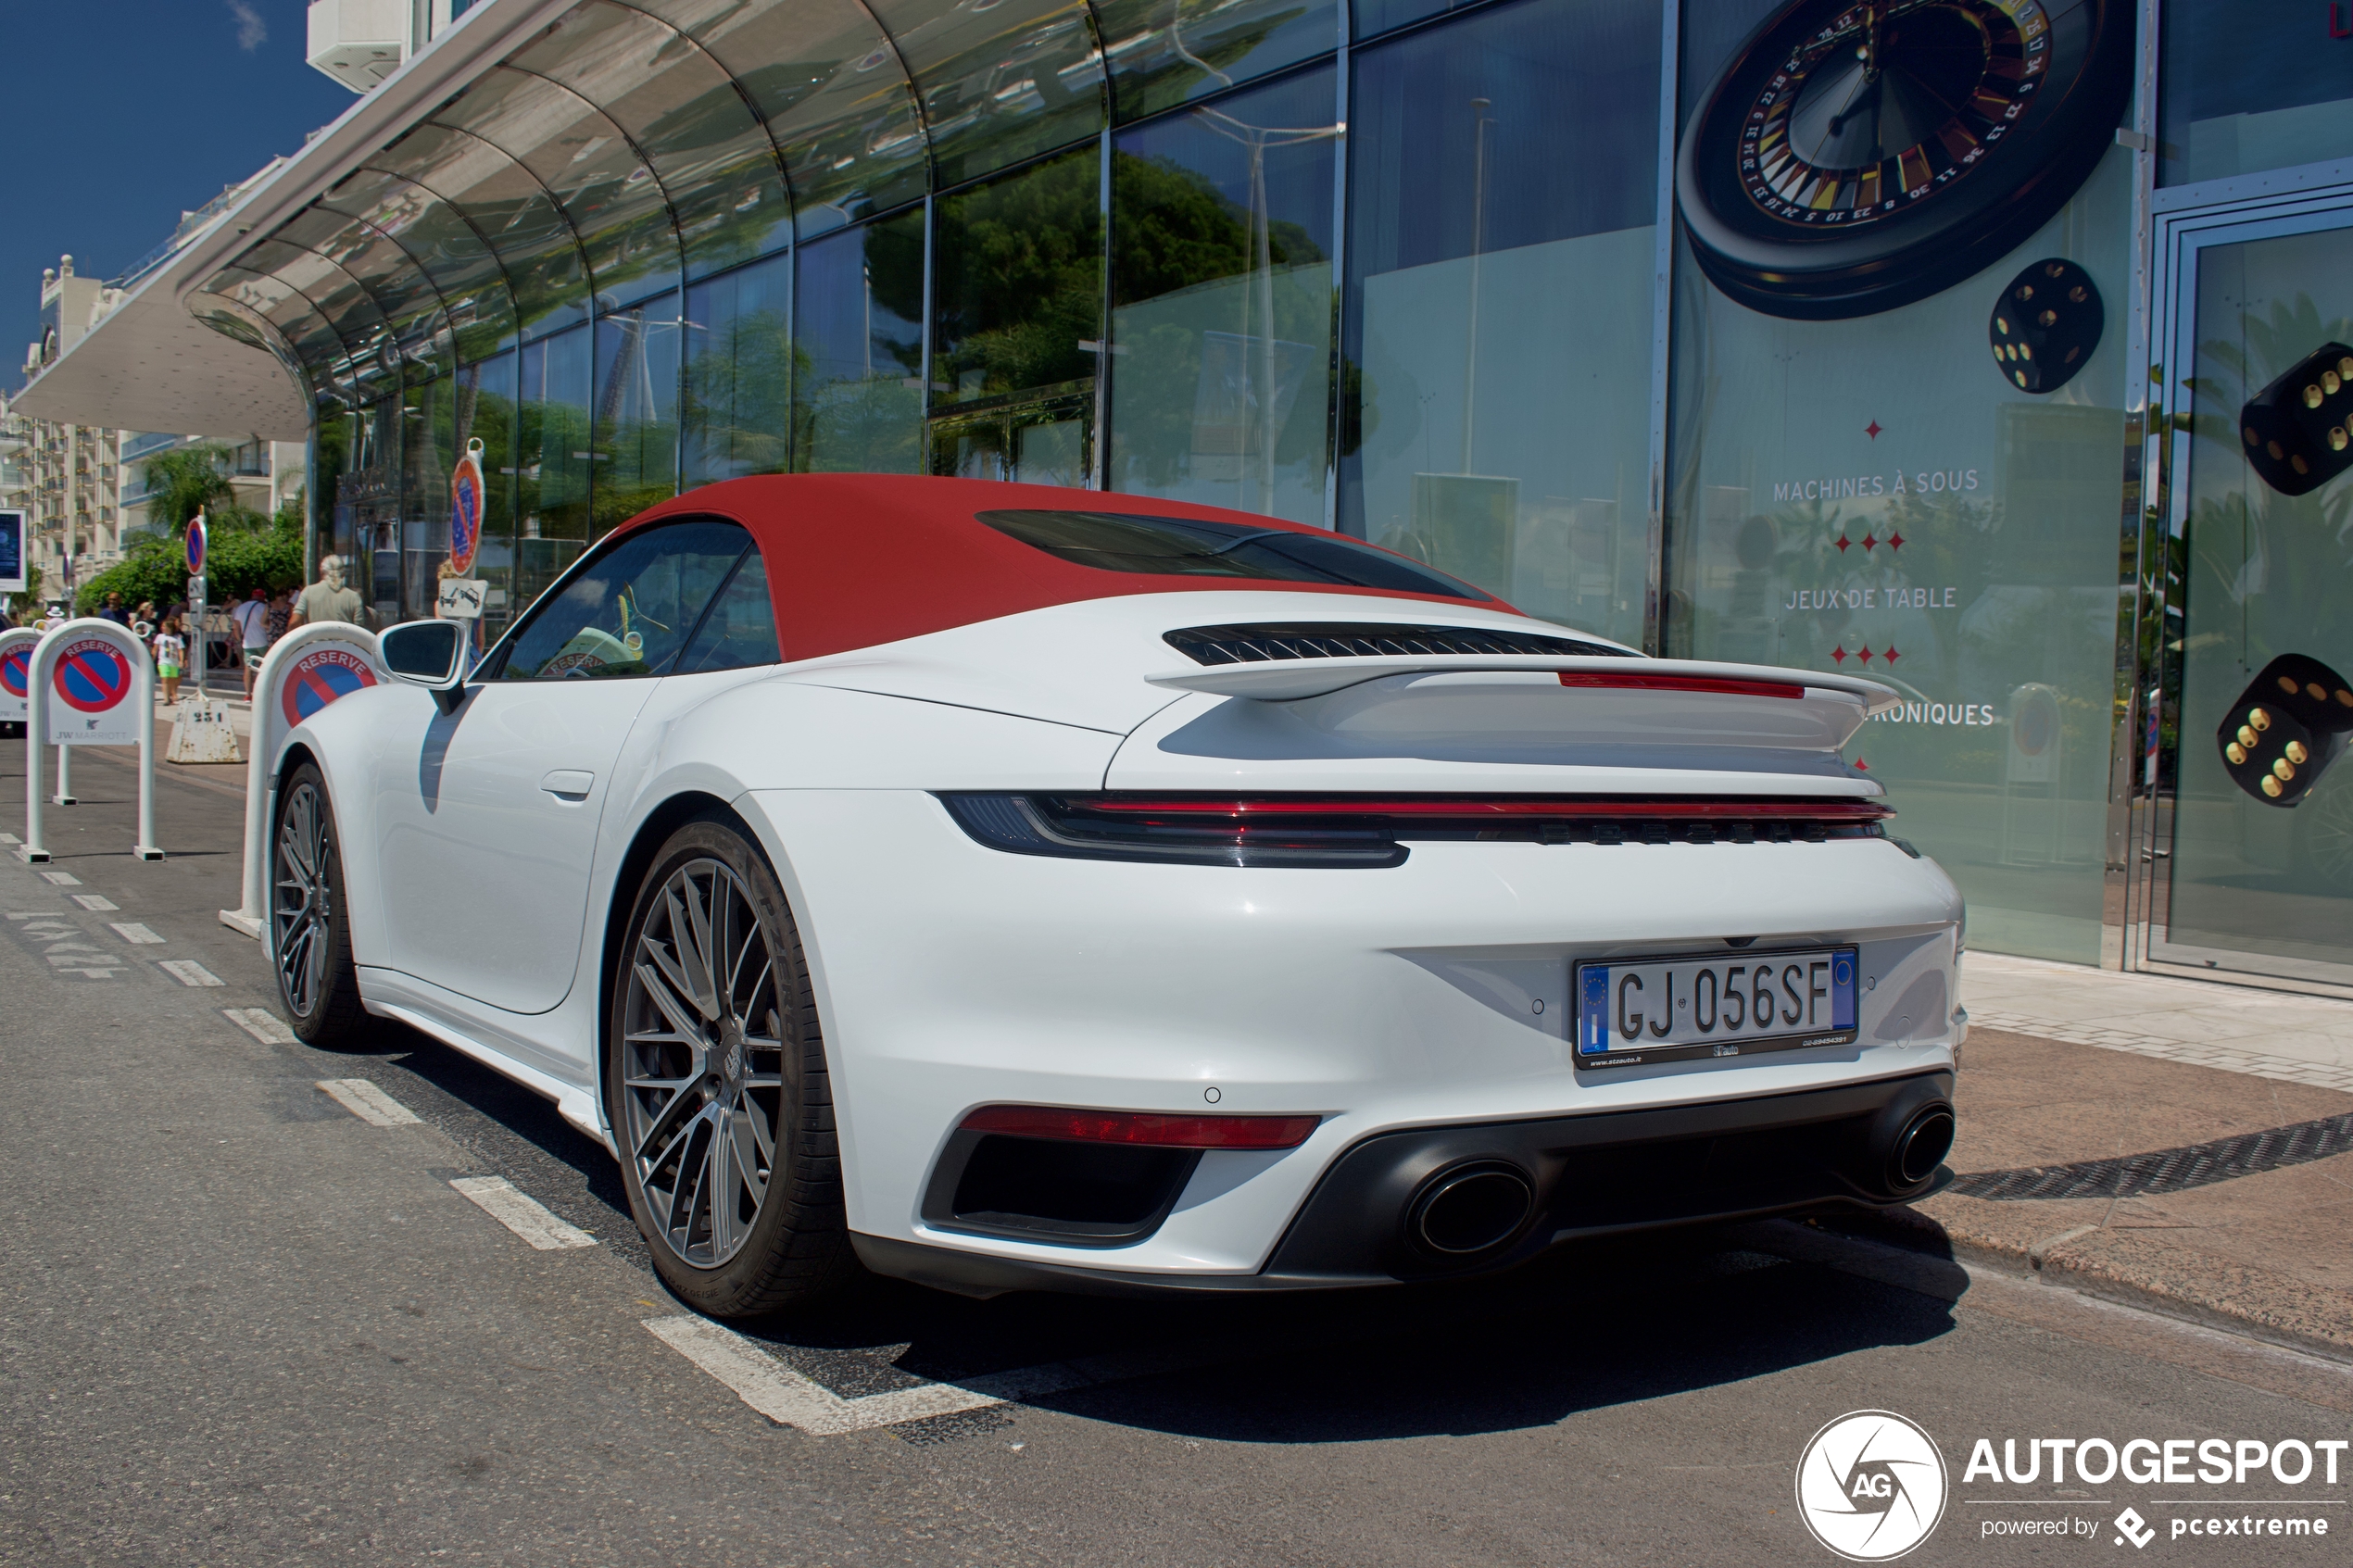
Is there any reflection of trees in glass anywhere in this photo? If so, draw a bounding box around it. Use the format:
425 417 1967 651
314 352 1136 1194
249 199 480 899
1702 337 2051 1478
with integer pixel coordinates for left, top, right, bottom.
682 305 797 483
796 215 925 474
932 151 1103 403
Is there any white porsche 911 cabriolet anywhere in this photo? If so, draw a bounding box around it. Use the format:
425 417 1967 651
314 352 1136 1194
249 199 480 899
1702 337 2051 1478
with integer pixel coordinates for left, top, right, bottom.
274 474 1960 1317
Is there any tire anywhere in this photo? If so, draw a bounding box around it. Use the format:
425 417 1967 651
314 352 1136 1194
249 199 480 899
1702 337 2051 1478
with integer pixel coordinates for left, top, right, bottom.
271 762 372 1047
609 818 855 1317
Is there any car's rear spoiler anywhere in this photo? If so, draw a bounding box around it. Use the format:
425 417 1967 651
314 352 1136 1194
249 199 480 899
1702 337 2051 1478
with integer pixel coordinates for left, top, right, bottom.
1145 655 1903 712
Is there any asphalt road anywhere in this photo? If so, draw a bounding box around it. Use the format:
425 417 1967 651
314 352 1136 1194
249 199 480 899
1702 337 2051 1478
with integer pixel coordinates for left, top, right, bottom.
4 746 2350 1567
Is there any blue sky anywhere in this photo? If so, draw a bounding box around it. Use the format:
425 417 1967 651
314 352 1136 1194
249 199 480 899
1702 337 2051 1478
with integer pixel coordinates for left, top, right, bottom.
6 2 356 382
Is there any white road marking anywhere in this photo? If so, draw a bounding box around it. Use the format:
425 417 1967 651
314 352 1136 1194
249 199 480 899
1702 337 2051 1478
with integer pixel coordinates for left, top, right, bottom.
316 1077 422 1126
38 872 80 886
158 960 223 987
0 834 18 844
449 1176 598 1250
108 922 165 945
72 894 118 911
223 1007 297 1045
642 1314 1240 1436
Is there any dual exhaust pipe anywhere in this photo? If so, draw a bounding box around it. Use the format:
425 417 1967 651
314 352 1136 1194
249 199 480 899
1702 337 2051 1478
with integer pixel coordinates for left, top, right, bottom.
1400 1098 1957 1261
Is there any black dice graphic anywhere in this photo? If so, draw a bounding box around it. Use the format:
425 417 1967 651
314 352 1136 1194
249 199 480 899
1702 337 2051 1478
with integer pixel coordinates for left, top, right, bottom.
1988 258 2104 395
2216 654 2353 808
2239 343 2353 497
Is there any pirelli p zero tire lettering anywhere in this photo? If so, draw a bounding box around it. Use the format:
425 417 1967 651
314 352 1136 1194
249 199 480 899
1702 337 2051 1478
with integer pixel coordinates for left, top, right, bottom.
609 817 855 1317
271 761 372 1047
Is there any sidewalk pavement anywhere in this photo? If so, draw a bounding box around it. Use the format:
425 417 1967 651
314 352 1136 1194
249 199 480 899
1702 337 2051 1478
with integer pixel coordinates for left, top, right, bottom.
1825 951 2353 1361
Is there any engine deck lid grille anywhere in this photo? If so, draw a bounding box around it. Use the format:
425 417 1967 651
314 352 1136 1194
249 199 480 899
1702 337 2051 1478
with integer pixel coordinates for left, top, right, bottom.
1164 621 1631 666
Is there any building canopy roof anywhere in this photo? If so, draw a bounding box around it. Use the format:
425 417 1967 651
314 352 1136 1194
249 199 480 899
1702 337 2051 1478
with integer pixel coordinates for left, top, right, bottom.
18 0 1317 439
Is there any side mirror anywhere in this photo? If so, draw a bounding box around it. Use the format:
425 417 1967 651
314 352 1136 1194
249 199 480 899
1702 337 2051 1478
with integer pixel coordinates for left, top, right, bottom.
381 619 468 713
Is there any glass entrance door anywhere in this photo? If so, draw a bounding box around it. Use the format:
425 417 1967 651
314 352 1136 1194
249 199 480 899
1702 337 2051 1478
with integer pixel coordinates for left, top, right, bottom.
2148 202 2353 987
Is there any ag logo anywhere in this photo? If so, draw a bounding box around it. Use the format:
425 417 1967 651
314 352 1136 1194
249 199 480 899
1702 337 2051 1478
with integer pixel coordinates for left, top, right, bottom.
1794 1410 1948 1561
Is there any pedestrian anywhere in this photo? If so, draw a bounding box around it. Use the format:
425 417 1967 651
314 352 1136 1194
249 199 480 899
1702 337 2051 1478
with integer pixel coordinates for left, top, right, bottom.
288 555 367 630
233 586 271 700
132 599 156 638
99 592 128 626
152 615 185 705
265 585 293 646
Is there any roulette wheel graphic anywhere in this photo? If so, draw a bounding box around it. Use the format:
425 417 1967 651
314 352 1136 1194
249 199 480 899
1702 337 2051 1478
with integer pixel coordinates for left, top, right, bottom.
1675 0 2134 320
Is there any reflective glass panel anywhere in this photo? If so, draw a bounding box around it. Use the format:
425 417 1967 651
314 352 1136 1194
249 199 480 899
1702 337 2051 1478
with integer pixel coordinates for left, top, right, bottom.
2159 0 2353 188
405 371 455 622
1662 34 2136 980
594 292 684 531
1096 0 1340 124
1110 67 1337 526
319 169 519 360
1342 0 1661 643
932 148 1101 408
643 0 928 234
455 350 521 639
872 0 1107 188
794 215 925 473
387 119 590 341
2153 222 2353 985
683 253 794 486
517 322 596 606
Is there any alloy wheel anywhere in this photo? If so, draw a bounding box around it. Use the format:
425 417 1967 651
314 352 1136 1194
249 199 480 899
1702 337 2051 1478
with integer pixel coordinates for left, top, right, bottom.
620 857 786 1268
272 780 333 1017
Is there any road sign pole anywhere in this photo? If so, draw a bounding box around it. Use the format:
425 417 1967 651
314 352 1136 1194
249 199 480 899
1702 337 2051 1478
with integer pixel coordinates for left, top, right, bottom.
20 681 45 863
133 633 160 860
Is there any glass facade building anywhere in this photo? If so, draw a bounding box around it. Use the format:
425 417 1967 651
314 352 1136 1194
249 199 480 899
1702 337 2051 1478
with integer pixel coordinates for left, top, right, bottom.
177 0 2353 994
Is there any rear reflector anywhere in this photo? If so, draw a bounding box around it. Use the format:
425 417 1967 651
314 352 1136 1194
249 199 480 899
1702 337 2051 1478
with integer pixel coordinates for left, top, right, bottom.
960 1105 1322 1149
1557 671 1806 699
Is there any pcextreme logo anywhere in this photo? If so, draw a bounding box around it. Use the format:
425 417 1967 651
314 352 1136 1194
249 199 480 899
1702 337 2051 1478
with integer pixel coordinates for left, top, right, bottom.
1796 1410 1950 1561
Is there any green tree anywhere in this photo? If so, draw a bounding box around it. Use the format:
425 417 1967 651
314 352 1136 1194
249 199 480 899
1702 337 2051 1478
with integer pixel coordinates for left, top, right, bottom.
138 443 237 535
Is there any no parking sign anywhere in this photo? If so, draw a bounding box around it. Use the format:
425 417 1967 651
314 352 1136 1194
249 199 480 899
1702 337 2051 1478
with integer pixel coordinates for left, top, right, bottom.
0 627 36 722
46 630 144 745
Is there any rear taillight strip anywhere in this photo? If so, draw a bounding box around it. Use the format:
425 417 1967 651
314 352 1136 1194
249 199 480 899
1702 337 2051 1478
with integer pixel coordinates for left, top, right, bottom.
1078 797 1892 821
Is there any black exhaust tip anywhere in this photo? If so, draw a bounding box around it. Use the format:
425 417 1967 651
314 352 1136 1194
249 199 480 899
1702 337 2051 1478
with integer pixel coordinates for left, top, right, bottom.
1408 1161 1536 1256
1889 1106 1956 1190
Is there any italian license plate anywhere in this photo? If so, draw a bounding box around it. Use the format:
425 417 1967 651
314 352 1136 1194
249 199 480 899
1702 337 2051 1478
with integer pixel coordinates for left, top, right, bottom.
1573 947 1858 1069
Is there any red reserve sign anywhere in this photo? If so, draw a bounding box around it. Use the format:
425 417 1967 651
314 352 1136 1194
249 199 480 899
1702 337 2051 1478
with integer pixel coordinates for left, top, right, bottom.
280 646 379 729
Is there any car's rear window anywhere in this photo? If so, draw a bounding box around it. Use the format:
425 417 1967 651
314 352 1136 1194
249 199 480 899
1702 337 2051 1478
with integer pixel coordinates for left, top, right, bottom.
975 508 1494 602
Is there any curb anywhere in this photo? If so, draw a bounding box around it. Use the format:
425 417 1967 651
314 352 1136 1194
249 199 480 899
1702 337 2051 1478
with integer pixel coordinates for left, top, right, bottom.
1818 1193 2353 1366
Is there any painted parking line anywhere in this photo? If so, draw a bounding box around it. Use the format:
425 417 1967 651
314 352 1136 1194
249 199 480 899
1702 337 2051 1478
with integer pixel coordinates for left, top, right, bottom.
158 960 222 987
71 894 118 911
108 922 165 945
222 1007 297 1045
643 1314 1248 1437
38 872 80 886
317 1078 422 1127
448 1176 599 1250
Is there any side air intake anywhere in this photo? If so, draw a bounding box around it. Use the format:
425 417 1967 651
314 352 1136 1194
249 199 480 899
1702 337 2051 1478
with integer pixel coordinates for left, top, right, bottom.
1164 622 1631 666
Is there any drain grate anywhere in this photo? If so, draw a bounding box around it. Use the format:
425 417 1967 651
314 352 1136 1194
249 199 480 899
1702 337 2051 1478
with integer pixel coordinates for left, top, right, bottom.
1948 1111 2353 1201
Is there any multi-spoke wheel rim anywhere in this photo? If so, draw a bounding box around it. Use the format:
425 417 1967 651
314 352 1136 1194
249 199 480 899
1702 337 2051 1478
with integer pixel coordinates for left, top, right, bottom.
272 781 333 1018
621 858 785 1268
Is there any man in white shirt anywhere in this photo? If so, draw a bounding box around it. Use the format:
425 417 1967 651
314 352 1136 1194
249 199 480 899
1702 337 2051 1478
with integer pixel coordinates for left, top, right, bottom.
233 588 272 699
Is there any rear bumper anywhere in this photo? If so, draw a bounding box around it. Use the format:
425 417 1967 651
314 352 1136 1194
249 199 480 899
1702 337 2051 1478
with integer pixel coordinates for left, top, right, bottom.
853 1070 1955 1298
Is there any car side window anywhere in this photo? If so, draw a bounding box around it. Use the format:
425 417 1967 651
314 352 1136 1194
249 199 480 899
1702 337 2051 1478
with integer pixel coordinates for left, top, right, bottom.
673 549 780 674
495 521 750 681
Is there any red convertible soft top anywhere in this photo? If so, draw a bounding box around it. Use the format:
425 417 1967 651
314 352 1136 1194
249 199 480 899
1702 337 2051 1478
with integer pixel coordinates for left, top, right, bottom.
621 474 1511 662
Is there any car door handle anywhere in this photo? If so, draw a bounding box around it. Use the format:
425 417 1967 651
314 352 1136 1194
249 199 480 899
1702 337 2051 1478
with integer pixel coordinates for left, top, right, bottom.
541 770 596 801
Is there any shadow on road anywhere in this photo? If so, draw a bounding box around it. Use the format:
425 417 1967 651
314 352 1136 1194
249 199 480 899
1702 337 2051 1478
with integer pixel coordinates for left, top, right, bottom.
357 1017 1957 1445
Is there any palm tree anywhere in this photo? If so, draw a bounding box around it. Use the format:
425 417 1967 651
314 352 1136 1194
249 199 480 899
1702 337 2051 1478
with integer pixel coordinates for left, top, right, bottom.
139 443 235 535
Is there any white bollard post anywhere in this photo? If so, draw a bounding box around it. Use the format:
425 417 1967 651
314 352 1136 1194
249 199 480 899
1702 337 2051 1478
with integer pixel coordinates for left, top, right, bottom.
54 739 73 806
22 619 161 864
220 624 388 938
0 628 40 860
